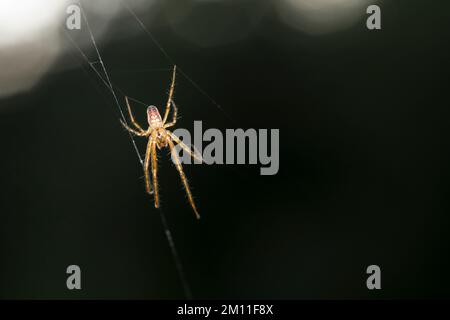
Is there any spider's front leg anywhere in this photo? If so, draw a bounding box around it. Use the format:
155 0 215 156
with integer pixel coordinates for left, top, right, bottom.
167 130 203 163
162 66 177 124
120 96 147 136
163 100 178 128
125 96 149 133
120 119 146 136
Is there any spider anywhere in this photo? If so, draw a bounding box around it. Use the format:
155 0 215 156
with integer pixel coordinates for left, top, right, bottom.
120 66 202 219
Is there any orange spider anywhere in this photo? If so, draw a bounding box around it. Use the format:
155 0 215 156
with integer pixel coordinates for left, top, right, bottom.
120 66 202 219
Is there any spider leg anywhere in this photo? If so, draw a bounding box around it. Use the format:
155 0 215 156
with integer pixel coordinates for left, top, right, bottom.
168 138 200 219
144 136 154 195
163 100 178 128
120 119 146 136
162 65 176 124
166 130 203 163
151 136 160 208
125 96 145 132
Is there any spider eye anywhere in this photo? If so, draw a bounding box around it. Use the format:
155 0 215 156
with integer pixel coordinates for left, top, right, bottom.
147 106 160 117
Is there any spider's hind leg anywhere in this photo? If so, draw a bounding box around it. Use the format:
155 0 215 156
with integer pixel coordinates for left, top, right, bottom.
167 130 203 163
167 139 200 219
151 139 160 208
144 137 154 195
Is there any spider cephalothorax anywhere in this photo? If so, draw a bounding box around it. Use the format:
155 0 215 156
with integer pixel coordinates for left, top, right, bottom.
147 106 163 128
120 66 202 219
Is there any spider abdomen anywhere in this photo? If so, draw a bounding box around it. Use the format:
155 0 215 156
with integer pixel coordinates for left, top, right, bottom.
147 105 163 128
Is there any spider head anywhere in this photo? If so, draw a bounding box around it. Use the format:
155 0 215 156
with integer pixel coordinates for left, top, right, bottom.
147 105 163 128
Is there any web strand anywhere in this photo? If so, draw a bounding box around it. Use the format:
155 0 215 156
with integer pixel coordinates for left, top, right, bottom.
76 2 144 168
120 0 237 125
158 209 193 299
62 36 152 110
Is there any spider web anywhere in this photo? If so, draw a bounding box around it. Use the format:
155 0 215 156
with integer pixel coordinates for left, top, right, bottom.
63 0 238 299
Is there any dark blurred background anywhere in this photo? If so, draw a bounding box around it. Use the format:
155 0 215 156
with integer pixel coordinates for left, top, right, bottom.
0 0 449 299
